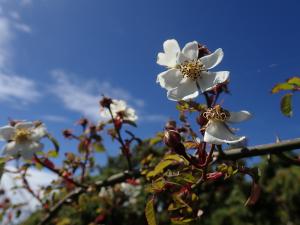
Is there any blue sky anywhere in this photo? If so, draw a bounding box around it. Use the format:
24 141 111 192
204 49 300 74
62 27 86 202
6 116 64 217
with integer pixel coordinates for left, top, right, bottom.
0 0 300 160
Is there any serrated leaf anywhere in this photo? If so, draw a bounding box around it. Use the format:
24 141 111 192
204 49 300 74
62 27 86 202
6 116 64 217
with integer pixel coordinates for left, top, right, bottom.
145 198 157 225
147 160 174 178
287 76 300 86
280 93 293 117
151 178 166 192
271 83 294 93
163 154 188 164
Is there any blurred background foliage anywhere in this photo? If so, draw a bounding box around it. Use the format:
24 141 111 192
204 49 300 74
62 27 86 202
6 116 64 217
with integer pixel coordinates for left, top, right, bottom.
22 138 300 225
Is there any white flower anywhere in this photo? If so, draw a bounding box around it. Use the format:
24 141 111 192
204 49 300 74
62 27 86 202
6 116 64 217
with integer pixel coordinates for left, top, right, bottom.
120 182 141 206
203 105 251 145
0 121 47 160
101 99 138 122
156 39 229 101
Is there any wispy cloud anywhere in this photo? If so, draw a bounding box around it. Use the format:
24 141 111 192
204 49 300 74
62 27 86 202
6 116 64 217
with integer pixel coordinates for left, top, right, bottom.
0 8 38 105
50 69 166 123
0 72 41 104
42 115 70 123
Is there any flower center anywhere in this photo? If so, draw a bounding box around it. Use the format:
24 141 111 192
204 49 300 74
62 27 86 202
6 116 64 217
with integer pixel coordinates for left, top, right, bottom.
179 60 205 80
14 128 31 143
203 105 230 122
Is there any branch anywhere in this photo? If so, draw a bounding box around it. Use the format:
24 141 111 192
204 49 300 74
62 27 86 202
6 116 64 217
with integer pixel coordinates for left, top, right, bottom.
37 138 300 225
216 138 300 160
37 169 141 225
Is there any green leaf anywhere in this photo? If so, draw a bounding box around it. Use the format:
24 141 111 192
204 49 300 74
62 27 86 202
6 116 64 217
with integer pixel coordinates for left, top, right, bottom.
46 134 60 153
147 160 174 178
93 142 105 152
271 83 294 93
280 93 293 117
163 154 188 165
287 76 300 86
47 150 59 158
145 198 157 225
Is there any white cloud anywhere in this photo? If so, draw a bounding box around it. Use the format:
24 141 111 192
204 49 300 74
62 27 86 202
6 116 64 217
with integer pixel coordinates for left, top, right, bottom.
20 0 32 6
13 22 31 33
0 15 38 105
0 72 41 104
50 69 146 121
42 115 69 123
0 17 13 68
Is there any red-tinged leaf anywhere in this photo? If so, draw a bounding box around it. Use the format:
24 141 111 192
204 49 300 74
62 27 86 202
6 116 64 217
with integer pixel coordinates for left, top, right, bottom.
271 82 294 93
280 93 293 117
245 182 261 206
145 198 157 225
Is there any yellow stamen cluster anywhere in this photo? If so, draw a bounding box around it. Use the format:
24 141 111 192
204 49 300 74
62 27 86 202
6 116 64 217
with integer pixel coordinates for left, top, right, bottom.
203 105 230 122
179 60 205 80
14 128 31 143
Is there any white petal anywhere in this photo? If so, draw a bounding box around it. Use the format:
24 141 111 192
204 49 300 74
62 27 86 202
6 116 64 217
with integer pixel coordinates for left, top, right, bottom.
177 52 191 64
197 71 229 92
227 111 252 123
15 121 34 130
111 100 127 115
2 141 19 156
126 108 138 122
200 48 224 70
204 121 246 145
157 39 180 68
167 78 199 101
0 126 15 141
156 69 183 90
182 41 198 60
31 125 48 141
21 142 44 160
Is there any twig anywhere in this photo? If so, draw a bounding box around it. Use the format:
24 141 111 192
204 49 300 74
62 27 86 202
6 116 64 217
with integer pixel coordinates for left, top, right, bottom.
215 138 300 160
38 138 300 225
37 169 140 225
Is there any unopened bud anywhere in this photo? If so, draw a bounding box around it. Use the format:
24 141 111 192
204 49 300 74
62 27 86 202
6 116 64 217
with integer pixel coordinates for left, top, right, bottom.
62 129 73 139
77 118 89 127
163 130 182 148
165 120 177 130
198 43 210 58
100 97 113 108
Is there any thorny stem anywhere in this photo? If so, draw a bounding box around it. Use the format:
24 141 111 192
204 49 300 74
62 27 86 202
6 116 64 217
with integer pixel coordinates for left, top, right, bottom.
107 107 133 171
33 155 86 188
20 166 44 207
81 138 91 182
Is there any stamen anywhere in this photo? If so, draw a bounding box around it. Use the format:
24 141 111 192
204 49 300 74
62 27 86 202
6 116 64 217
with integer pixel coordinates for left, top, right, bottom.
14 128 31 143
179 60 205 80
203 105 230 122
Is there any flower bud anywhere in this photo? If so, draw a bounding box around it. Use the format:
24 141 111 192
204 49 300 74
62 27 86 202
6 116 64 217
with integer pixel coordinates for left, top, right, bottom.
62 129 73 139
163 130 181 148
77 118 89 127
165 120 177 130
99 96 113 108
198 43 210 58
